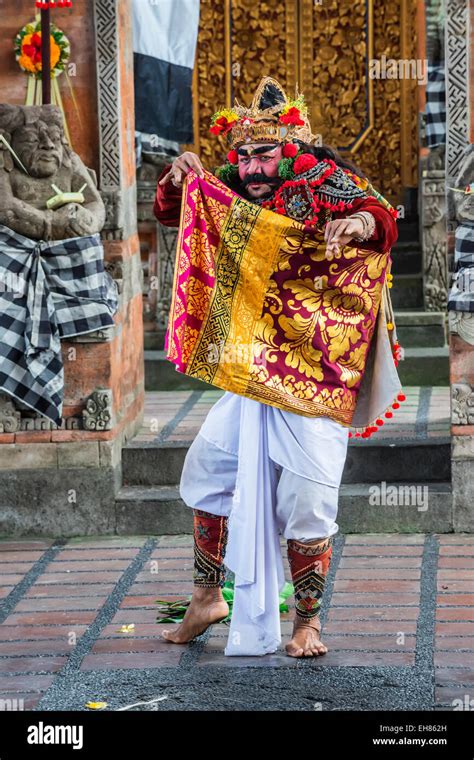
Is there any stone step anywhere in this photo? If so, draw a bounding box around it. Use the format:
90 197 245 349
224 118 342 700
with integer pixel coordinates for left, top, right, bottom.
394 310 447 347
144 331 165 351
390 242 422 275
122 437 451 488
114 481 453 534
397 347 449 385
338 481 452 533
390 273 424 309
144 346 450 391
115 485 191 535
144 350 208 391
395 220 420 244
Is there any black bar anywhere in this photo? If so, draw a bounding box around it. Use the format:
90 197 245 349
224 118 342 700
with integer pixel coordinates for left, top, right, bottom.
41 8 51 105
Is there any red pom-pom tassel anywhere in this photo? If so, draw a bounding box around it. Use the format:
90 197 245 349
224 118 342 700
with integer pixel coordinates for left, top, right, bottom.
282 142 298 158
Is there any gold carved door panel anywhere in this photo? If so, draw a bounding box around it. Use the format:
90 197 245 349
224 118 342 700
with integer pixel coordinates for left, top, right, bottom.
187 0 418 204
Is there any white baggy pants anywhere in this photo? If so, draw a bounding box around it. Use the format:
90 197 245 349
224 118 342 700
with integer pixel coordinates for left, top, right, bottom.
179 391 350 655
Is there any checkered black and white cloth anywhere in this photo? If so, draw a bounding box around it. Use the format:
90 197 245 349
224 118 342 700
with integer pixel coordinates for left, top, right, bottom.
425 63 446 148
0 223 119 424
453 222 474 268
448 222 474 312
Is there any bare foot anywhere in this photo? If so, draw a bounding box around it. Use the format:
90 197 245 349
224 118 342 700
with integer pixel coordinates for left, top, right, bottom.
161 586 229 644
285 616 328 658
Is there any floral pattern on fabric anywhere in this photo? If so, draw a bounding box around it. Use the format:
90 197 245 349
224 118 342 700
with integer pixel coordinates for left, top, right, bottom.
165 169 392 427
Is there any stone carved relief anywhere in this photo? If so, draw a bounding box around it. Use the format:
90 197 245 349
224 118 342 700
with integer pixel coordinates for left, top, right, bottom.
445 0 469 185
449 311 474 343
20 416 80 431
444 0 468 346
0 394 21 433
420 153 448 311
450 145 474 225
82 389 114 431
101 189 124 240
447 146 474 342
136 152 177 332
93 0 123 240
156 224 179 331
452 383 474 425
0 391 98 431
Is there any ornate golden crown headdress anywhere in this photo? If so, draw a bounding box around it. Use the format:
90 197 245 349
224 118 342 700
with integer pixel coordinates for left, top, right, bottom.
209 76 317 149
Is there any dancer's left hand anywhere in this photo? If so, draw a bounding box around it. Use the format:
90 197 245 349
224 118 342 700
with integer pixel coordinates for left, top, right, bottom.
324 217 365 259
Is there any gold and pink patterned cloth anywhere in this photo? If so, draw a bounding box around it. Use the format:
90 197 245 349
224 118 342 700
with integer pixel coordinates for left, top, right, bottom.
166 169 403 435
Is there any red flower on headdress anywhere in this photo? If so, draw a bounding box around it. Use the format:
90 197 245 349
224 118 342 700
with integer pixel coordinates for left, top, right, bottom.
279 107 305 126
293 153 318 174
227 149 238 165
210 116 236 136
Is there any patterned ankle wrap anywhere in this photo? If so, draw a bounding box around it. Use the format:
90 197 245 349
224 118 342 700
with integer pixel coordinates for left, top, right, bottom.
193 509 229 588
287 536 333 621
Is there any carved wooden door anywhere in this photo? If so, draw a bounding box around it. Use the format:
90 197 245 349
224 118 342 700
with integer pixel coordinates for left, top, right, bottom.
185 0 419 206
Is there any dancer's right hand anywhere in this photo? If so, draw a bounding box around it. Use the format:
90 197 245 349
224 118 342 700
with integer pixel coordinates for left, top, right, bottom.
159 151 205 188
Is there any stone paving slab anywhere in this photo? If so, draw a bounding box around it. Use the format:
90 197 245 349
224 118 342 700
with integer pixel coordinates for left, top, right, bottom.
133 388 450 445
0 533 472 711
